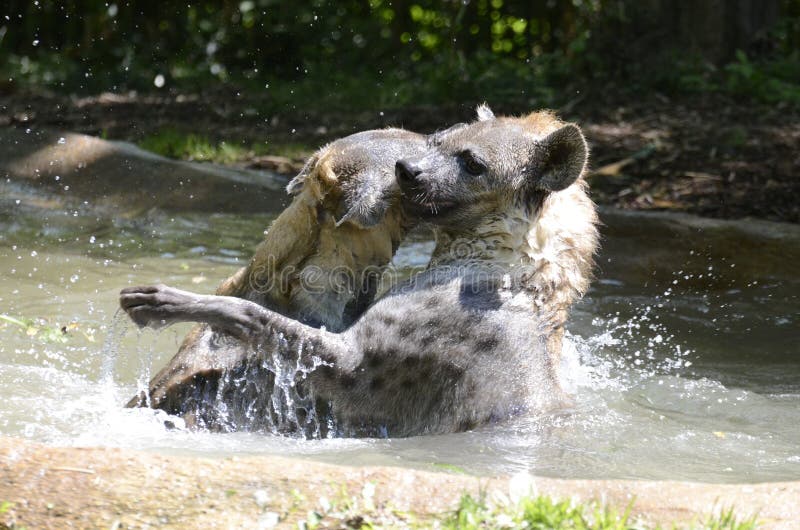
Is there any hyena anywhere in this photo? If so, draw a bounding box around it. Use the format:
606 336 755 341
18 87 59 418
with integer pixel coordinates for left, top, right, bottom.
120 106 598 437
126 129 428 421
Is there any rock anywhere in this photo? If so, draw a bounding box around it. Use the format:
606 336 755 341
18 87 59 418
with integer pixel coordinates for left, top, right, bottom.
0 128 290 217
0 436 797 528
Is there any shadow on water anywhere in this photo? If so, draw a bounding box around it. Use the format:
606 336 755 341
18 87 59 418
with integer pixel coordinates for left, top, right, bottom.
0 132 798 482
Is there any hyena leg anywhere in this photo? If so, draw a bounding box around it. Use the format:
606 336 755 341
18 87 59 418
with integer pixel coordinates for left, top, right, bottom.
119 284 348 364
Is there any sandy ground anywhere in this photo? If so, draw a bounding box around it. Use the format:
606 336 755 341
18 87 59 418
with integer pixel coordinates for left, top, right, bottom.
1 436 799 529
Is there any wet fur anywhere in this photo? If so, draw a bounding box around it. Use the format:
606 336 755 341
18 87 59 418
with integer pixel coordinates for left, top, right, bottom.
127 129 427 420
122 108 598 436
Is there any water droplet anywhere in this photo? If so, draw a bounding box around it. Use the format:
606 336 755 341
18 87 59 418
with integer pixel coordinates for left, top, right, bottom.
154 74 165 88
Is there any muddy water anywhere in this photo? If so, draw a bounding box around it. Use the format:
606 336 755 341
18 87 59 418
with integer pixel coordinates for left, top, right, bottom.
1 187 798 483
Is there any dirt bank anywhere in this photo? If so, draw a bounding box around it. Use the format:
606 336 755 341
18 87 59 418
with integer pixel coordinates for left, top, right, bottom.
1 89 797 223
1 436 798 529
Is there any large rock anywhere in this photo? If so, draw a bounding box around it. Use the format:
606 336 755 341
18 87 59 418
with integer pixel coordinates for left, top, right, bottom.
0 127 289 216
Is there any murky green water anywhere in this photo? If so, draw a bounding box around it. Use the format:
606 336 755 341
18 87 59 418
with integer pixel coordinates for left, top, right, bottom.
1 190 798 483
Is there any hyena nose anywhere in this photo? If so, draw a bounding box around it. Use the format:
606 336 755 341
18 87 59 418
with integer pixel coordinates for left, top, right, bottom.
395 159 422 184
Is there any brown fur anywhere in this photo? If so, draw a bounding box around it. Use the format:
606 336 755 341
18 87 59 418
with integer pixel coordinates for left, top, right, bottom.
120 108 600 436
127 129 426 413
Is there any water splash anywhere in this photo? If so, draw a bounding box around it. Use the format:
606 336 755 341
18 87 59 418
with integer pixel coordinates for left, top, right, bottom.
154 329 336 437
98 308 129 385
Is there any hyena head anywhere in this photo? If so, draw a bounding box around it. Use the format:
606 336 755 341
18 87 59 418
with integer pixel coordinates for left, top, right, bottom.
289 128 427 231
269 129 428 329
395 105 588 232
396 105 598 328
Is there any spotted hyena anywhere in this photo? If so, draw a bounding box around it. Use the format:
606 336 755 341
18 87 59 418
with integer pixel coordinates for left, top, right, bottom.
126 129 429 417
120 106 598 437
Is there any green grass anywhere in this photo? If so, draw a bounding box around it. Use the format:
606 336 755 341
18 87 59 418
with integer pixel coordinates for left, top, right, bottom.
138 128 260 164
137 128 312 164
701 508 758 530
0 491 762 529
293 488 758 530
443 493 635 530
440 493 758 530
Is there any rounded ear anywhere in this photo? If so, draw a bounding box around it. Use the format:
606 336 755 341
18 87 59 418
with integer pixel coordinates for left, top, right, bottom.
286 151 338 200
532 124 588 192
285 155 316 195
428 122 467 146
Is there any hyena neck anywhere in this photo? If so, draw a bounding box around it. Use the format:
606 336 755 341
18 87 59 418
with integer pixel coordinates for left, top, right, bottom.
430 185 598 324
293 207 413 331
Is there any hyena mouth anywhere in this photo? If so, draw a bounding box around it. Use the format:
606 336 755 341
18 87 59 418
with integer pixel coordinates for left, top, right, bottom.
403 195 460 217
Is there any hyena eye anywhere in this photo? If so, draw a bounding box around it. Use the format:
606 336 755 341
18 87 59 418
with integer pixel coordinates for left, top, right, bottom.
459 150 486 176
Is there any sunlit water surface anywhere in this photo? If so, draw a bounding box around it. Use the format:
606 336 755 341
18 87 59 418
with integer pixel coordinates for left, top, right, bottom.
1 198 798 483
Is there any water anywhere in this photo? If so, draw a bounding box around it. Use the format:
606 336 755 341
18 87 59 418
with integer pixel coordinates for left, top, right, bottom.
1 196 798 483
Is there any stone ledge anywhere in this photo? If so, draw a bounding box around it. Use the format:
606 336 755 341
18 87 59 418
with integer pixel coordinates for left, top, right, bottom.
1 436 797 529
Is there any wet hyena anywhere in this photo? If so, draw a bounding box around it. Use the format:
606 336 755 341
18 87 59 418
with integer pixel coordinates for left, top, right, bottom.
126 129 429 420
120 106 598 437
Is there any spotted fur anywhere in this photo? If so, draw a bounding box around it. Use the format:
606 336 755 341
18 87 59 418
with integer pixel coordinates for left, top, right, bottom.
127 129 427 415
121 107 598 436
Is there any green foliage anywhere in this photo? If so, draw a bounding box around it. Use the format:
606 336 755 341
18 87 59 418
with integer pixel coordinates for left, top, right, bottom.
442 493 758 530
138 128 311 163
700 508 758 530
138 129 251 163
0 1 799 108
666 49 800 106
444 493 635 530
723 50 800 105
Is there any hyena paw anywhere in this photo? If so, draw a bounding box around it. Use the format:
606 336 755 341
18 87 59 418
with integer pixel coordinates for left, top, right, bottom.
119 284 195 328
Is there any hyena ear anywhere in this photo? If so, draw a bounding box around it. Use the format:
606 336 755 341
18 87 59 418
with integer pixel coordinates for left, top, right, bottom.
531 124 588 192
286 152 339 201
286 154 318 195
335 174 392 228
429 122 467 145
476 103 495 121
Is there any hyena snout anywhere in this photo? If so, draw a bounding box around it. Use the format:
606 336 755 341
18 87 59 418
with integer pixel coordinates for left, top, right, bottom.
395 159 422 185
